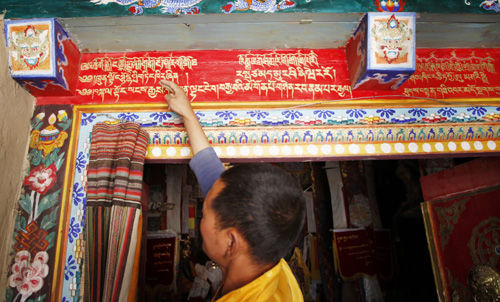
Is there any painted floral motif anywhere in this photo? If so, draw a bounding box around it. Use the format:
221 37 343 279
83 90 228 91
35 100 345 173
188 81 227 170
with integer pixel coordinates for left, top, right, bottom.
434 199 468 247
57 110 68 122
150 112 171 122
75 152 87 174
408 108 428 117
467 107 487 117
20 181 60 226
10 107 72 302
313 110 334 119
72 183 85 206
216 111 237 120
247 110 269 120
346 109 367 119
68 217 81 244
376 108 395 118
438 107 458 117
8 250 49 302
34 113 45 124
118 112 139 121
81 113 96 126
23 165 57 195
91 106 500 132
64 255 77 282
282 110 303 120
21 110 71 226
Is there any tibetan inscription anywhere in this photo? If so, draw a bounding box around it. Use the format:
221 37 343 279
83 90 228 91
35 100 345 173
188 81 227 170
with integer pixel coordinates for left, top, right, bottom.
68 48 500 105
76 49 351 103
403 49 500 99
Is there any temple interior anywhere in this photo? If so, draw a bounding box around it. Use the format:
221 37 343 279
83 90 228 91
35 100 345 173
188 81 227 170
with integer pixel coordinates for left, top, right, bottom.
138 156 480 301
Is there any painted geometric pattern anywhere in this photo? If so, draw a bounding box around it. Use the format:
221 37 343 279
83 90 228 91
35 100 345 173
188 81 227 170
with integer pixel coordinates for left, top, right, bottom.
146 123 499 160
61 104 500 300
150 124 498 145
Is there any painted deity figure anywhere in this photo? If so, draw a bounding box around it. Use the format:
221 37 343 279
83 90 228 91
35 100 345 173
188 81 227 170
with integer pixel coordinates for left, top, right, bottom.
9 25 50 70
371 14 412 64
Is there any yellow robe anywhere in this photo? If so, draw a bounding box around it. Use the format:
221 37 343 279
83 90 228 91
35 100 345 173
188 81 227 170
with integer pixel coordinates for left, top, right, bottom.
212 258 304 302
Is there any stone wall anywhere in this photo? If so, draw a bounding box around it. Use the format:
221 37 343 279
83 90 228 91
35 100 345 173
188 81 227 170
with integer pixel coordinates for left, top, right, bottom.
0 15 35 298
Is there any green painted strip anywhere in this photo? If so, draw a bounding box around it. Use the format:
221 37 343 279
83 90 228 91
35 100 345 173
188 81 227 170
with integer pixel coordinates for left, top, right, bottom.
1 0 497 19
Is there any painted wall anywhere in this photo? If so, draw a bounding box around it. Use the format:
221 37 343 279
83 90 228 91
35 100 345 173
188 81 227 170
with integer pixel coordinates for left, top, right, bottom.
0 16 36 300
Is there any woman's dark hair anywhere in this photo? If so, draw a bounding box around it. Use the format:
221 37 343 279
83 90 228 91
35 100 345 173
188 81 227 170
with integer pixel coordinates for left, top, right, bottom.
211 163 305 264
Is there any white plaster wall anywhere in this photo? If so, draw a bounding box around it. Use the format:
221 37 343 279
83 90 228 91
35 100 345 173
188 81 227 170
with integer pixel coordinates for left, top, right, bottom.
0 15 36 298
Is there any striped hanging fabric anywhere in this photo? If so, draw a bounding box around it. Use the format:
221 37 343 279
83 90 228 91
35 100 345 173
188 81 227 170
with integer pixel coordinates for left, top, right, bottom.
84 122 149 302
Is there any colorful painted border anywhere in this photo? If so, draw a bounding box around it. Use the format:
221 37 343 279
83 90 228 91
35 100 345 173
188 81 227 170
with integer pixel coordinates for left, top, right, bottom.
84 104 500 160
57 103 500 301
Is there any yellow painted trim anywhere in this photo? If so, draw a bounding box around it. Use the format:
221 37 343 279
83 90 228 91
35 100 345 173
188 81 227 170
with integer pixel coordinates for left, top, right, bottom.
76 103 169 112
188 97 500 110
74 97 500 112
51 107 80 302
421 203 446 302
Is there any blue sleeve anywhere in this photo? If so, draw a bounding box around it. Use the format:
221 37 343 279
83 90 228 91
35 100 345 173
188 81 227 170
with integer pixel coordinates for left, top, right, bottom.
189 147 225 197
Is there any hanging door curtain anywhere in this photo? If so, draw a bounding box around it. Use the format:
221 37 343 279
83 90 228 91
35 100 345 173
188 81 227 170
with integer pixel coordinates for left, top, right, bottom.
85 122 149 302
